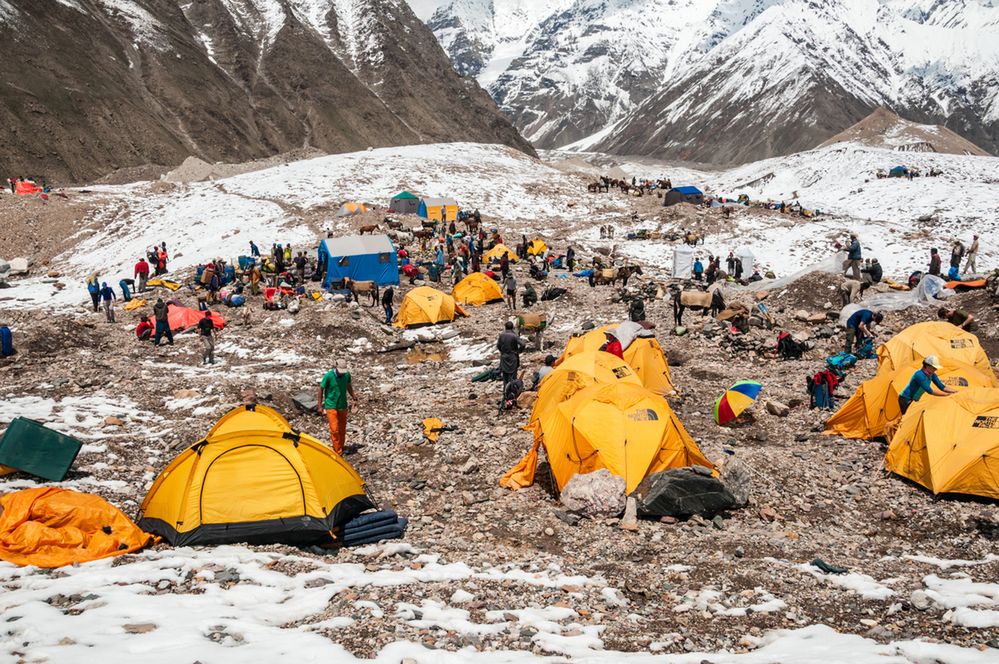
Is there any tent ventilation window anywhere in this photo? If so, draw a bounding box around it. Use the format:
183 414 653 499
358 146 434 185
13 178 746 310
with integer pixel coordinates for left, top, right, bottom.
379 253 391 263
338 257 350 266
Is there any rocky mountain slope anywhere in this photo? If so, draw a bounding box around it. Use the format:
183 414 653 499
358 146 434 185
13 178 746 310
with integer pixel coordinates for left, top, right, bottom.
820 108 992 156
420 0 999 163
0 0 533 184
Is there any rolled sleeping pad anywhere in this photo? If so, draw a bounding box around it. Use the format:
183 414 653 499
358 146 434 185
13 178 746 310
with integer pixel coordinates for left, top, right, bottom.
340 518 409 547
340 509 399 533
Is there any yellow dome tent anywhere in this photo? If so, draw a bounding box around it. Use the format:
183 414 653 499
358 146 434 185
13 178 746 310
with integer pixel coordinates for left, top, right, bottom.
557 324 676 395
527 239 547 256
393 286 468 328
826 359 998 440
878 322 991 374
885 388 999 500
138 405 375 545
484 244 518 264
452 272 504 306
505 383 713 494
0 487 153 568
527 350 643 432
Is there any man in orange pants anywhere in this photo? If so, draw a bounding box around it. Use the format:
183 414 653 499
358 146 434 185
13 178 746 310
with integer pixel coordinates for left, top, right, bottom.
317 361 357 454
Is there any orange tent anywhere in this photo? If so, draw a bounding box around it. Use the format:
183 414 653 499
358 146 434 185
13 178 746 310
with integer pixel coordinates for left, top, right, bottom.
0 487 153 568
14 180 42 196
168 305 225 332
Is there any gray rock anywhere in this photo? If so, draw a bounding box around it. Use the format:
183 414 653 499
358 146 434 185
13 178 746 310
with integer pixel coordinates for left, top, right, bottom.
292 391 318 413
766 400 790 417
910 590 931 611
554 510 581 526
559 469 626 519
718 457 752 506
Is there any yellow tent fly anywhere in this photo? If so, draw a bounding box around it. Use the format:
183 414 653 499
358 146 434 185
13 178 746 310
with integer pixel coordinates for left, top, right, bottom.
885 387 999 499
138 405 374 545
504 383 713 494
826 359 997 440
878 322 991 375
393 286 467 328
452 272 504 306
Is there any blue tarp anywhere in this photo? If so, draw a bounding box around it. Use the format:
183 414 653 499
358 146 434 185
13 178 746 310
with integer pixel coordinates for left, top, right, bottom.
318 234 399 288
674 186 703 195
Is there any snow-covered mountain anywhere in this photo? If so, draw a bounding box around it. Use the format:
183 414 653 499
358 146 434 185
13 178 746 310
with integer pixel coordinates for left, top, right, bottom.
0 0 533 183
418 0 999 163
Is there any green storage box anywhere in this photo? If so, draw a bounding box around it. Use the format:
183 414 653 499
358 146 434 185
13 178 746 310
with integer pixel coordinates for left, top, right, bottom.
0 417 83 481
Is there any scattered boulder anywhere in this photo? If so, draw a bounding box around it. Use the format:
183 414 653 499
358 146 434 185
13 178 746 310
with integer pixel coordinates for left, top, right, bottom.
634 468 736 519
292 391 318 413
103 416 125 427
718 457 752 506
8 258 29 275
559 469 626 519
766 400 790 417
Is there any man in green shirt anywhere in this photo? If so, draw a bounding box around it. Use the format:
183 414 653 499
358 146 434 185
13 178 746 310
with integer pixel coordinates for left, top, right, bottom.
938 307 976 331
317 362 357 454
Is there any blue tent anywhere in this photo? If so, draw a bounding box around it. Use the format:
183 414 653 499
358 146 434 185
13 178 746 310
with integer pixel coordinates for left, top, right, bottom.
318 234 399 288
663 186 705 207
889 166 908 178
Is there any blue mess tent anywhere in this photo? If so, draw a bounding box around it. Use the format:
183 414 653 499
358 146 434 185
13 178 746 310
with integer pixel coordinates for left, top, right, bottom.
318 234 399 288
889 166 908 178
663 186 704 207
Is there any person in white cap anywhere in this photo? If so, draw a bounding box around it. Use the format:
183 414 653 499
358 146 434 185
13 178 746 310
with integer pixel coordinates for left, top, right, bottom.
897 355 957 415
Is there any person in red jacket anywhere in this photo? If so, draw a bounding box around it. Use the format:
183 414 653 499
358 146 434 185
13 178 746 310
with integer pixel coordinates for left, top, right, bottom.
601 329 624 359
135 315 154 341
134 257 150 292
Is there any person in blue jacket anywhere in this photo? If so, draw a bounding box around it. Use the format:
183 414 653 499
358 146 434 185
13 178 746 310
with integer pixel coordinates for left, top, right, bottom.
99 282 116 323
119 279 132 302
86 275 100 312
842 233 862 280
693 257 704 281
845 308 882 354
249 240 260 258
898 355 956 415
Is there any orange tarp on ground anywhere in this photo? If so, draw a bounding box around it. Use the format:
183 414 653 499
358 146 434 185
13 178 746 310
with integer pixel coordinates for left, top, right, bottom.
167 305 225 332
0 487 153 568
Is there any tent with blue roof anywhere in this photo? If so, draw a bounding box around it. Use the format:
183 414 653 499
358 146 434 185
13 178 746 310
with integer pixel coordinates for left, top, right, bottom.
318 234 399 288
663 186 704 207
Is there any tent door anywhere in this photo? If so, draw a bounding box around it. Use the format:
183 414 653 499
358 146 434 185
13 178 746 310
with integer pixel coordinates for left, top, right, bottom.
199 445 306 524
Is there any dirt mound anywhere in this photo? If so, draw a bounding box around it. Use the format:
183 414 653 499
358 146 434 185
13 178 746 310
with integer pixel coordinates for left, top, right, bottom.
821 108 991 156
94 164 170 186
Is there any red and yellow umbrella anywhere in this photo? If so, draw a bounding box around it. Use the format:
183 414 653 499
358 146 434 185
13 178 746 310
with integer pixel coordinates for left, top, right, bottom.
714 380 763 425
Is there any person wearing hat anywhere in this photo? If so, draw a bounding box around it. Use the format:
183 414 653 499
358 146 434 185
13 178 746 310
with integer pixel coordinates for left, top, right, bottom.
317 360 357 455
898 356 957 415
601 328 624 360
964 234 980 274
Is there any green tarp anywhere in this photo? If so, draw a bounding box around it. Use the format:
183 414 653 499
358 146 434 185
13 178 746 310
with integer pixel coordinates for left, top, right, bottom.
0 418 83 481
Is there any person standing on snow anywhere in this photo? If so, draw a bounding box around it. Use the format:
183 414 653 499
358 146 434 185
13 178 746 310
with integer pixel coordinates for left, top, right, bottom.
964 235 979 274
249 240 260 258
134 256 150 292
86 274 101 312
842 233 862 281
99 282 116 323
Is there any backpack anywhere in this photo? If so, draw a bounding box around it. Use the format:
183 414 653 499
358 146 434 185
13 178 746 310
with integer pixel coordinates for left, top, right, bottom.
0 326 13 357
808 370 839 410
826 352 857 375
776 331 806 360
855 337 876 360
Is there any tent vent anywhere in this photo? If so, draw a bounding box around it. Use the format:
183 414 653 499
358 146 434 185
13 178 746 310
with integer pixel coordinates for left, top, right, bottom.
283 431 301 443
246 404 257 412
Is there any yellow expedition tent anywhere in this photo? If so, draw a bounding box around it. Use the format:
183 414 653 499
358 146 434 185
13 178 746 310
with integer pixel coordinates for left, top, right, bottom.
0 487 153 568
484 244 518 264
393 286 468 328
337 202 369 217
138 405 374 545
528 350 642 432
452 272 504 306
527 239 547 256
504 383 713 494
419 197 459 222
878 322 991 375
885 388 999 500
826 359 997 440
558 324 676 396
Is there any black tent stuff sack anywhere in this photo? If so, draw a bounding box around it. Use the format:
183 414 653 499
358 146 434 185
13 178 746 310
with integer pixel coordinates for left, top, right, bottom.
633 467 736 518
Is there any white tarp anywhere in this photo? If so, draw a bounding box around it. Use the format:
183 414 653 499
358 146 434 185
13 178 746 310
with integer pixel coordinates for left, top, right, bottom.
735 247 755 275
673 245 695 279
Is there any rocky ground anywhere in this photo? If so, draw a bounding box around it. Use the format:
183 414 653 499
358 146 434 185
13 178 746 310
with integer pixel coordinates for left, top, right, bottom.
1 182 998 660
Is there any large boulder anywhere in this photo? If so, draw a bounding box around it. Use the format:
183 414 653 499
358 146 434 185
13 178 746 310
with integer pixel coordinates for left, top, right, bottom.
634 467 736 518
559 469 626 519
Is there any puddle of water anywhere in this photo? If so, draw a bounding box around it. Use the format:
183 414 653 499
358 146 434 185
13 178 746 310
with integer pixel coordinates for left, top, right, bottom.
406 348 448 363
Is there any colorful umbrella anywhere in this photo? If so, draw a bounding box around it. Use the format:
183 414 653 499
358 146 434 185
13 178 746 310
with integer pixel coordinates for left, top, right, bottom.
714 380 763 425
